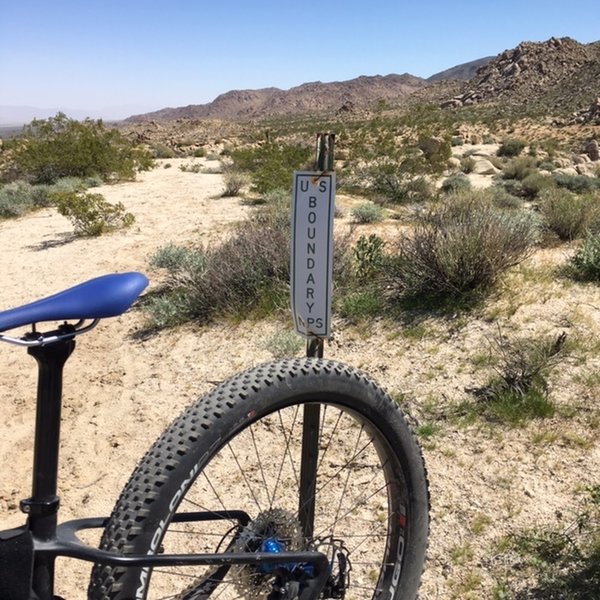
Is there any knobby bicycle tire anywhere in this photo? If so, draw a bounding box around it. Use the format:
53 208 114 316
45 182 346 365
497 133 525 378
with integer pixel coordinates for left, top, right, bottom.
89 358 429 600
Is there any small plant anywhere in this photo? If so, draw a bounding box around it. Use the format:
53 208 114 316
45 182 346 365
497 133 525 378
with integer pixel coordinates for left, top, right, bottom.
230 142 311 194
353 234 386 280
497 138 526 158
265 330 303 358
150 144 176 159
460 156 476 174
570 232 600 281
179 161 203 173
501 156 537 181
440 174 471 194
54 191 134 236
470 331 566 425
521 172 555 199
338 290 384 320
351 202 385 223
0 181 52 217
539 188 599 241
222 170 250 197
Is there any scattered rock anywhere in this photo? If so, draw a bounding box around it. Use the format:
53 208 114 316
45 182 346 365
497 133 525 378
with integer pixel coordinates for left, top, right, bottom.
554 167 579 176
586 139 599 161
472 158 500 175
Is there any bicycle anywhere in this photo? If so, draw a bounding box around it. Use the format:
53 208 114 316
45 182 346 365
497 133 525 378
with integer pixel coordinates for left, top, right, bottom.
0 271 429 600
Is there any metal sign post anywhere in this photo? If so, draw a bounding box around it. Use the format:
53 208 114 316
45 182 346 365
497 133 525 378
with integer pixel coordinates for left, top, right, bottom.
293 133 335 541
290 133 335 359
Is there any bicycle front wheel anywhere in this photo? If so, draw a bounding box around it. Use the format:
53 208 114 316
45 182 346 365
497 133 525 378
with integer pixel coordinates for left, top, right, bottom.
89 358 429 599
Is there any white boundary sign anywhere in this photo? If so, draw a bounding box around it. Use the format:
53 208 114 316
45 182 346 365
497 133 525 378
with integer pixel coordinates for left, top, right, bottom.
291 171 335 338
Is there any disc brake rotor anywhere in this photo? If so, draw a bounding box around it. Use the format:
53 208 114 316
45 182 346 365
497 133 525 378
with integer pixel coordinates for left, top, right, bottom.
231 508 303 599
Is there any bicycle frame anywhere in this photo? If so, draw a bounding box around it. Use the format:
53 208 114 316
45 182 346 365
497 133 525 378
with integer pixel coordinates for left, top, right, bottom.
0 328 329 600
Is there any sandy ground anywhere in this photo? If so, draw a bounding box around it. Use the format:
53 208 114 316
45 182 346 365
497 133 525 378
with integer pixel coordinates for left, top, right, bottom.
1 159 599 598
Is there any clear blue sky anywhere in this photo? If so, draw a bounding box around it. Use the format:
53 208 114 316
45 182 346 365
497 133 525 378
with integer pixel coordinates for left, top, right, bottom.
1 0 599 119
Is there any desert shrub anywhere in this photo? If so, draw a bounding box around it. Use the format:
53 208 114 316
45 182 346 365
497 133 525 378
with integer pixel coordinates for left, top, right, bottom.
554 174 600 194
539 188 599 241
54 191 134 236
265 330 304 359
150 144 176 159
441 174 471 194
389 193 538 305
351 202 385 223
149 244 207 280
0 180 60 217
230 142 312 194
339 290 384 320
489 185 524 209
0 182 35 217
6 112 153 184
521 172 556 199
222 169 250 197
501 156 537 181
179 161 203 173
469 331 565 425
497 138 526 157
146 203 290 326
192 147 206 158
537 160 556 172
366 159 435 204
460 156 476 174
569 233 600 281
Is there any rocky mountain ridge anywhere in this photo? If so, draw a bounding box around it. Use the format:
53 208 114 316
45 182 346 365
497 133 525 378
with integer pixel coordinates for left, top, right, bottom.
442 37 600 112
126 37 599 123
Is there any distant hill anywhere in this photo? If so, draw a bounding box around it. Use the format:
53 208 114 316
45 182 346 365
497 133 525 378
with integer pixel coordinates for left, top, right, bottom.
125 74 428 122
426 57 494 83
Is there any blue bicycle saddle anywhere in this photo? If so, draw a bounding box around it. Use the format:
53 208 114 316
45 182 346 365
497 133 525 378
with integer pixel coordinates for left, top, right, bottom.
0 272 149 332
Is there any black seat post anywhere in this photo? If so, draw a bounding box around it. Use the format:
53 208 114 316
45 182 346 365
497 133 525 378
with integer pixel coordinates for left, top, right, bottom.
22 327 76 599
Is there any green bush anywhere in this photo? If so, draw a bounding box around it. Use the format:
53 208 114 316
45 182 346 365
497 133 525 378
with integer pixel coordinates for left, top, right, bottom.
497 138 526 157
470 332 565 425
351 202 385 223
0 181 55 217
54 191 135 236
460 156 476 174
570 233 600 281
521 172 555 199
6 113 153 184
539 188 600 241
230 142 312 194
150 144 176 159
389 193 538 305
441 174 471 194
501 156 537 181
366 160 435 203
265 330 304 359
554 174 600 194
222 169 250 197
146 202 290 327
339 290 384 320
